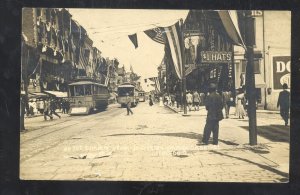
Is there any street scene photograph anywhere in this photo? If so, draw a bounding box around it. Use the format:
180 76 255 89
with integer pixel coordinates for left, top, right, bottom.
20 9 290 182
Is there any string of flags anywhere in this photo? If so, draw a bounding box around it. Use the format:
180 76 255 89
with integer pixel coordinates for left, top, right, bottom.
128 21 183 80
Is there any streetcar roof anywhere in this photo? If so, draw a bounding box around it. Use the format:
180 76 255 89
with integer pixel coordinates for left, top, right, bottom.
69 81 106 87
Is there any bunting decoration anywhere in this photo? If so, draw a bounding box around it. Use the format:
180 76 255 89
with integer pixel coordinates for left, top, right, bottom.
128 33 138 48
144 27 165 44
148 77 161 93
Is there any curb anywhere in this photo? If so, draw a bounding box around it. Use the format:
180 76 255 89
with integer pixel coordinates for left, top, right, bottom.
164 105 179 113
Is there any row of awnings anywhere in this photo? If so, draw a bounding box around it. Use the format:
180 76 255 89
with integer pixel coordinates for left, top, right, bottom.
22 91 68 98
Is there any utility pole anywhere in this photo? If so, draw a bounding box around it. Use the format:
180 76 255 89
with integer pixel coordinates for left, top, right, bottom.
180 19 188 115
244 10 257 145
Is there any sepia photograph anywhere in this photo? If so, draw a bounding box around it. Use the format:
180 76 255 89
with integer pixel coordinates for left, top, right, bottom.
20 9 290 182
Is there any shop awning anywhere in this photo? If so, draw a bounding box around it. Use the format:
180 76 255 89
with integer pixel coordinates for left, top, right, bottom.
28 92 48 98
255 74 267 88
44 91 68 98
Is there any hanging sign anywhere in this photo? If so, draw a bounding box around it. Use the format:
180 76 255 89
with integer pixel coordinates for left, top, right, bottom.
201 51 232 63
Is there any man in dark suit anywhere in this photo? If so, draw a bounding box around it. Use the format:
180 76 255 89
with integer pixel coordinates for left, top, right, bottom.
201 83 224 145
277 83 290 126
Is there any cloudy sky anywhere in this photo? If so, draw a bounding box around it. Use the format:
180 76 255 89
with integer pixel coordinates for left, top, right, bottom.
69 9 189 80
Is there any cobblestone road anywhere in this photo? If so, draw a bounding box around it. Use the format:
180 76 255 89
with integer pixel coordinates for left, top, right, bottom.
20 101 289 182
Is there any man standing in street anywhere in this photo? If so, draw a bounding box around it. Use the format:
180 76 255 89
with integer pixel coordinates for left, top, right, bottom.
201 83 224 145
277 83 290 126
43 98 52 120
50 98 61 119
126 93 133 115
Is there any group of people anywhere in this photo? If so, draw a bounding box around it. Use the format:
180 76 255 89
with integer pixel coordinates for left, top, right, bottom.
43 98 65 120
200 82 290 145
186 91 205 111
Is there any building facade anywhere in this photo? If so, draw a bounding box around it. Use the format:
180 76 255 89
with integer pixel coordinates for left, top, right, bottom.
234 11 291 110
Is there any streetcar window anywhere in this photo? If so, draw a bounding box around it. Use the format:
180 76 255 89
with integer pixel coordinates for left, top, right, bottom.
69 86 75 96
85 85 91 95
93 85 97 94
118 87 134 96
75 85 84 96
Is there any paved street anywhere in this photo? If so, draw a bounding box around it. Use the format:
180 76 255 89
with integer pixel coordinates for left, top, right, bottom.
20 101 289 182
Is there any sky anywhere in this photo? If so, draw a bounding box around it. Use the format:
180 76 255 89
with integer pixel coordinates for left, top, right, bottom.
68 9 189 80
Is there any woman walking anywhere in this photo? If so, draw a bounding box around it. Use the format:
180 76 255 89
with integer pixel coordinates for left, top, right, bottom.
235 89 246 119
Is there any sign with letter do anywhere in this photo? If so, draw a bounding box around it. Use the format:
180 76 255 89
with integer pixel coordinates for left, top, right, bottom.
273 56 290 90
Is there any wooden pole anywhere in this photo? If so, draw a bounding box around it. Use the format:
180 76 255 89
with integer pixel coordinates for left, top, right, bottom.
180 19 187 115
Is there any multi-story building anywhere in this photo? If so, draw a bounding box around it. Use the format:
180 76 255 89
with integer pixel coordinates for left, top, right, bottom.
21 8 104 98
234 11 291 110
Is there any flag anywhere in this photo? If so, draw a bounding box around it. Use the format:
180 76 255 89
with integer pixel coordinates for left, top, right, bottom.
144 27 165 44
128 33 138 48
163 22 183 79
148 77 160 93
153 77 161 93
104 75 110 86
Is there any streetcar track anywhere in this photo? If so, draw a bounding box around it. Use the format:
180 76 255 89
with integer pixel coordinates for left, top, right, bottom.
21 106 123 144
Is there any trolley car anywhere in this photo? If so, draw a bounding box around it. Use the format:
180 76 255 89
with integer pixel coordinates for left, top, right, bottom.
117 83 139 107
68 80 109 115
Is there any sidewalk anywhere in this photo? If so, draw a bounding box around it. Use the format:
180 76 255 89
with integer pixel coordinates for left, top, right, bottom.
165 104 280 116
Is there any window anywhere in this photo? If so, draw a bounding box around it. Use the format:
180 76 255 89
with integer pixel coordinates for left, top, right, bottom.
85 85 91 95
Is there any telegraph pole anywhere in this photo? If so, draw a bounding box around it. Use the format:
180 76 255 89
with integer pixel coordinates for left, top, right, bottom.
180 19 188 115
244 10 257 145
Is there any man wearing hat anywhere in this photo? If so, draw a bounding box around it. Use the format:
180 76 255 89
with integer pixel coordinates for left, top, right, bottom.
201 83 223 145
277 83 290 126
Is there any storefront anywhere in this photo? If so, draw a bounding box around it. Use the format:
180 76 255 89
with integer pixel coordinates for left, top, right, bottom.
165 10 236 96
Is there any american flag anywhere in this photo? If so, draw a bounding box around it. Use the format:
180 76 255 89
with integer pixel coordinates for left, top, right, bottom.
144 27 165 44
163 22 183 79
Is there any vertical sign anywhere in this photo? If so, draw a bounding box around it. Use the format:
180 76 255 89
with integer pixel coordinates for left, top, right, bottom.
273 56 291 90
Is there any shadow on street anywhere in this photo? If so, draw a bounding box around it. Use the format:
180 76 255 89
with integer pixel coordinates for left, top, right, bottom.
240 125 289 142
210 150 289 181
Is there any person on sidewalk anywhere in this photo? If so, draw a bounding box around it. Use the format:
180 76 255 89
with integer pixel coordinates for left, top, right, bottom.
235 88 246 119
193 91 201 111
171 94 175 107
43 98 53 120
149 95 154 106
201 83 224 145
186 91 193 111
126 93 133 115
50 98 61 119
277 83 290 126
222 90 231 118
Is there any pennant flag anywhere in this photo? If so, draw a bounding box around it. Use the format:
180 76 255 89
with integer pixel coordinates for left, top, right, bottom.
144 27 165 44
163 22 183 79
128 33 138 48
104 75 110 86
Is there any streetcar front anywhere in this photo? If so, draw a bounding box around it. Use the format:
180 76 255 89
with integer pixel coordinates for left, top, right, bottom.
68 81 94 115
117 85 137 107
